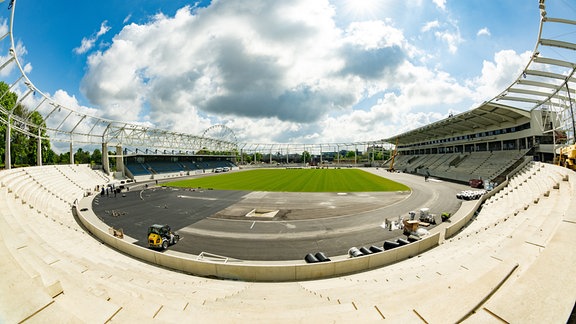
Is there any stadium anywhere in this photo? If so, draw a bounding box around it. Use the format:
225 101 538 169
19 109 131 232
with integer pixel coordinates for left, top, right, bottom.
1 0 576 323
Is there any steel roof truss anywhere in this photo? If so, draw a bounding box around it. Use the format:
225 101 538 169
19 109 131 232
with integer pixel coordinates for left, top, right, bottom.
533 56 576 69
539 39 576 51
517 79 562 90
497 96 543 104
507 87 554 97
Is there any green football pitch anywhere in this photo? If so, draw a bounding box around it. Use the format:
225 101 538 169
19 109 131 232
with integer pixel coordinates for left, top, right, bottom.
164 168 410 192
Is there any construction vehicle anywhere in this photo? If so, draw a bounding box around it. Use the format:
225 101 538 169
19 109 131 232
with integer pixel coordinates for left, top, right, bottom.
148 224 179 250
555 144 576 171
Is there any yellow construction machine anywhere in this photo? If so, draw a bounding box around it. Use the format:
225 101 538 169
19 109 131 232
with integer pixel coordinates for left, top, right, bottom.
148 224 179 250
555 144 576 171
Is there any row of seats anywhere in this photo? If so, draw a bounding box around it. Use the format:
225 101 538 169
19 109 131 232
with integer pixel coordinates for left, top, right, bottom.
391 150 529 182
0 163 574 322
125 160 237 176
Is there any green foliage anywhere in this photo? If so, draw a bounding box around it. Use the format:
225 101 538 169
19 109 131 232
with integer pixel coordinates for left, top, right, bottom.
74 148 91 164
164 168 410 192
59 152 70 164
254 152 262 162
91 149 102 165
243 153 253 163
0 82 56 166
45 148 58 164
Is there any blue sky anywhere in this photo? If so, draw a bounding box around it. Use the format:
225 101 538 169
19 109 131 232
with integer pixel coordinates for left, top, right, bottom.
1 0 574 146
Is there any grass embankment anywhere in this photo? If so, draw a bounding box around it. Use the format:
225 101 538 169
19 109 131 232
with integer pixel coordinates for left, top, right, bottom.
164 168 410 192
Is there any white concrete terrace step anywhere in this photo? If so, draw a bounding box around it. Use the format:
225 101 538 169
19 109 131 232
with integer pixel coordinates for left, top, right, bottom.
477 221 576 323
177 298 373 323
0 237 55 324
1 169 26 189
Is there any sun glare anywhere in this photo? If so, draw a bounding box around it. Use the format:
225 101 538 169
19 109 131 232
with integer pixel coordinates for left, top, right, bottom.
343 0 382 18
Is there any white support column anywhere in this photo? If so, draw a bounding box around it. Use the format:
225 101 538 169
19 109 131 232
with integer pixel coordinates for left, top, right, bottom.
116 145 124 175
36 128 42 166
5 116 10 169
69 141 74 165
102 143 109 174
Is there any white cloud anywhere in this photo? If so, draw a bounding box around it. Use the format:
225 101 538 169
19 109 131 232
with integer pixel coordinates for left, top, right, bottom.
432 0 446 10
80 1 412 131
469 49 532 103
422 20 440 32
421 19 463 54
74 21 111 55
434 28 463 54
0 39 27 77
477 27 491 37
69 0 530 145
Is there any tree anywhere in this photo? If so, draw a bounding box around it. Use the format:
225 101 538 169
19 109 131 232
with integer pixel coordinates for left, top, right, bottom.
108 150 116 170
59 152 70 164
91 149 102 165
0 81 18 166
302 151 311 164
26 111 51 165
10 103 31 166
74 148 91 164
196 147 210 155
0 82 51 167
45 148 58 164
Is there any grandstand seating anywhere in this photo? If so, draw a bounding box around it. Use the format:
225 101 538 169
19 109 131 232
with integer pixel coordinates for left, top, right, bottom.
393 150 530 184
125 158 236 178
0 163 574 322
124 161 152 176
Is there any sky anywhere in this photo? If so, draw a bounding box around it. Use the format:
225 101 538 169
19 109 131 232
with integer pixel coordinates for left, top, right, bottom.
1 0 575 149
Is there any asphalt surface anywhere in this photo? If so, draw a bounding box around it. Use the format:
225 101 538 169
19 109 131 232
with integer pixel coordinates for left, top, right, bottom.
93 168 468 261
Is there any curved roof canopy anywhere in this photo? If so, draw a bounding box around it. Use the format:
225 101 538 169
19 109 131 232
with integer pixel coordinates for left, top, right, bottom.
0 0 574 154
385 0 576 147
384 103 532 145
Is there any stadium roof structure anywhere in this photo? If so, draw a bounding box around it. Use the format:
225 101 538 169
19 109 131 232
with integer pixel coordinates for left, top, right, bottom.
383 103 533 145
0 0 575 156
385 1 576 147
